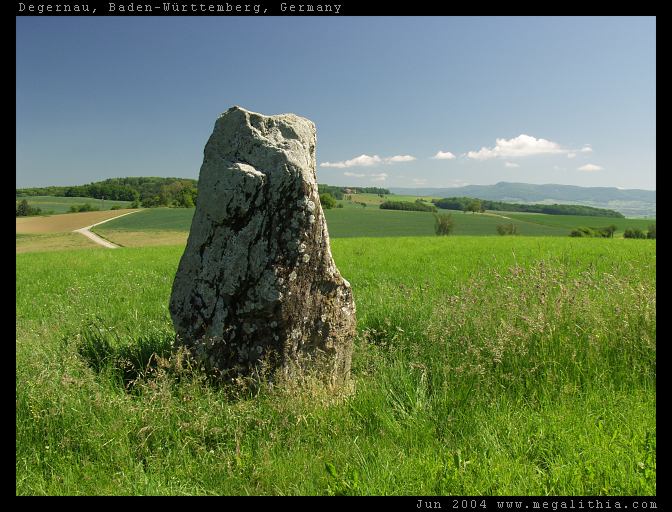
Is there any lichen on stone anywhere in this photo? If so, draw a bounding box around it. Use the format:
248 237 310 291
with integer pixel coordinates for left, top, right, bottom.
169 106 356 384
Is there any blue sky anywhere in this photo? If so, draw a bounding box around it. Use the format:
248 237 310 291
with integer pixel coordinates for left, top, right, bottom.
16 16 656 190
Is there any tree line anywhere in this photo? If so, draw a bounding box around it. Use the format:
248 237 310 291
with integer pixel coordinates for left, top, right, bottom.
18 179 389 209
569 226 617 238
432 196 624 217
379 200 437 212
317 184 390 200
570 224 656 239
17 177 198 208
624 225 656 239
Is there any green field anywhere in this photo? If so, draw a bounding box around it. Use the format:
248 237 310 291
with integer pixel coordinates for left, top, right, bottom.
325 209 437 237
93 207 196 231
16 237 656 495
16 196 133 214
338 192 440 208
505 213 654 234
95 207 577 239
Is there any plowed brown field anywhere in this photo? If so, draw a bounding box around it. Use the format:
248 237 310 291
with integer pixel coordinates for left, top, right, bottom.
16 209 138 234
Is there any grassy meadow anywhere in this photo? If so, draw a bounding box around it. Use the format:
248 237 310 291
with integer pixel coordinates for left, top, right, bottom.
90 208 194 248
16 232 100 254
16 236 656 495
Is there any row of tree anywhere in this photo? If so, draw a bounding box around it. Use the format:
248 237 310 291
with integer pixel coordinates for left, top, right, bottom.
18 179 390 209
317 185 390 200
569 226 617 238
17 177 198 209
379 199 437 212
624 225 656 239
569 224 656 239
432 196 624 217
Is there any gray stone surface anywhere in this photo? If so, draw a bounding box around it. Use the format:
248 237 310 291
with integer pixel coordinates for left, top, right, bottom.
169 106 355 382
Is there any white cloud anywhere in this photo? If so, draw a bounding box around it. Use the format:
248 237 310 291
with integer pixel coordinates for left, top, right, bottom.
467 134 565 160
580 145 593 153
567 153 576 159
413 178 428 185
342 170 391 181
432 150 456 160
553 165 565 171
386 155 416 163
320 153 415 168
578 164 603 172
504 162 520 168
320 154 382 168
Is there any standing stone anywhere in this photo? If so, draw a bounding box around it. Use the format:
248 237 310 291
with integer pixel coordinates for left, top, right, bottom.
169 106 356 383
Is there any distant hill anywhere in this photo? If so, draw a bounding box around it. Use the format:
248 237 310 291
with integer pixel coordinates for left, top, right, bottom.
389 182 656 218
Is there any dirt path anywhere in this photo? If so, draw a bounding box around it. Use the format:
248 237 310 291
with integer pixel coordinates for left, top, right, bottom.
483 212 512 220
73 210 139 248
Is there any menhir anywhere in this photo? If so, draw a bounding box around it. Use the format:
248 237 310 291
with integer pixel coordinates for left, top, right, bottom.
169 106 356 383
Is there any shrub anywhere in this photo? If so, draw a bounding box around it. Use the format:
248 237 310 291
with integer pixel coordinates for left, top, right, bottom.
110 204 123 210
570 227 595 238
320 193 337 210
570 225 620 238
496 223 518 236
434 212 455 236
464 199 483 214
624 228 646 239
16 200 29 217
588 227 609 238
16 199 42 217
647 224 656 239
141 196 162 208
69 203 99 213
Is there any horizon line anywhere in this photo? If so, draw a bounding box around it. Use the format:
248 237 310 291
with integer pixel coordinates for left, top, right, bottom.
15 177 656 193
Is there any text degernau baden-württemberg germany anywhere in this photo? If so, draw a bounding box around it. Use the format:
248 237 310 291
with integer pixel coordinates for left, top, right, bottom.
18 2 342 14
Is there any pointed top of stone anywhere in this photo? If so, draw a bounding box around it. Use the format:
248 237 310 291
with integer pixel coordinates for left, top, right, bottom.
207 106 316 178
218 105 314 126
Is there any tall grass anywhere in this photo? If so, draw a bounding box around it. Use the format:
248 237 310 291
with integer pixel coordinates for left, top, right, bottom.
16 237 655 495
